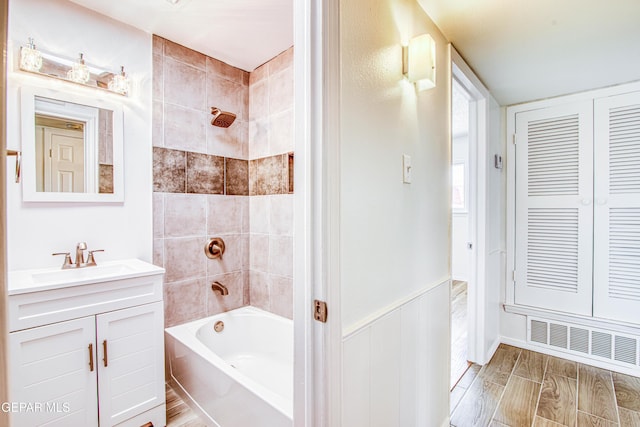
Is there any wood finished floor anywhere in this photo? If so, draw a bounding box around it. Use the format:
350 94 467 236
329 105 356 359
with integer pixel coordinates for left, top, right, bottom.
166 384 207 427
451 280 471 389
450 344 640 427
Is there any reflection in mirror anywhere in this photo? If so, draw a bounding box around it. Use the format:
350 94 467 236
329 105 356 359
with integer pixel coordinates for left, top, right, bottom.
21 86 124 202
34 97 114 194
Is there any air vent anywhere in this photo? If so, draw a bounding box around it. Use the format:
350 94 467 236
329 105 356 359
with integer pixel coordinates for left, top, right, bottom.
528 317 640 369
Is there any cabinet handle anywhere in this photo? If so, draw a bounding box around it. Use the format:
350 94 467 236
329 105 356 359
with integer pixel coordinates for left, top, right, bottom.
102 340 108 367
88 343 94 372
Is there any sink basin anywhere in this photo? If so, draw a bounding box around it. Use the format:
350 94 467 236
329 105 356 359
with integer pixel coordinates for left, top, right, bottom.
9 259 165 295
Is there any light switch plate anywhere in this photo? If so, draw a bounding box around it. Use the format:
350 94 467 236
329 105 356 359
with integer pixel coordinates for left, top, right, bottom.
403 154 412 183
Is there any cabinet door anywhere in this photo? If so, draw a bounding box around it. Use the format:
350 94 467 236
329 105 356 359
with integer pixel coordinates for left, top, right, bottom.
514 101 594 315
9 316 98 426
96 302 165 426
593 91 640 323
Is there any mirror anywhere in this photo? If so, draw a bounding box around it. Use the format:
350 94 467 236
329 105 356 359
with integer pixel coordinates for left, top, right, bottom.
20 86 124 202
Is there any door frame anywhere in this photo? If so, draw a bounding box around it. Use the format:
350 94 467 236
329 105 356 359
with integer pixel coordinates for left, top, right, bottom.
293 0 341 425
451 46 492 364
0 1 8 424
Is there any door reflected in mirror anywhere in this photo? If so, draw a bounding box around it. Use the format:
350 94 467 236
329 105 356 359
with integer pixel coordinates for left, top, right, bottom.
21 87 124 203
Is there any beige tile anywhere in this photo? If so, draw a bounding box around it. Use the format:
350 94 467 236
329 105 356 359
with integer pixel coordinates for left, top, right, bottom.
478 344 521 386
250 234 269 272
164 237 206 283
269 194 294 236
269 275 293 319
240 197 250 234
207 195 246 235
249 270 270 311
249 119 270 159
576 411 619 427
207 75 249 121
152 100 164 147
164 104 207 153
268 236 293 278
153 193 164 238
152 35 164 56
536 373 577 427
546 355 577 379
450 378 504 427
98 164 113 194
250 62 268 85
225 158 249 196
250 196 270 234
206 56 246 84
207 118 248 159
153 147 185 193
267 46 293 76
206 271 245 315
613 372 640 412
164 57 206 110
251 155 285 196
163 278 207 327
619 407 640 427
250 79 269 121
164 194 206 237
153 53 164 102
186 152 224 194
153 238 164 268
206 234 247 276
513 349 548 383
269 109 294 154
164 39 206 70
578 364 618 423
493 376 541 426
268 66 294 115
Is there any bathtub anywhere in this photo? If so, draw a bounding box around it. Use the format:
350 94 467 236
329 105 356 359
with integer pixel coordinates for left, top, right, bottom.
165 306 293 427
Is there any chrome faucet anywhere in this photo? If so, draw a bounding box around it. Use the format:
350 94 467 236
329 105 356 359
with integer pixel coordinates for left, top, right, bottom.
53 242 104 269
211 281 229 295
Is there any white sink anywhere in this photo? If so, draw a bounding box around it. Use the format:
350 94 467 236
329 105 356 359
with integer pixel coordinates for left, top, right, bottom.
9 259 164 295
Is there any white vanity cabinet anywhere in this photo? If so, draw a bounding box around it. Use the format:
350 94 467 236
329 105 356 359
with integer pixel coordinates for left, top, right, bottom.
8 259 166 427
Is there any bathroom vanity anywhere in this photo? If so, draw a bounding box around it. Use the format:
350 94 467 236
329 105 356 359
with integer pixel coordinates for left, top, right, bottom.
7 259 165 427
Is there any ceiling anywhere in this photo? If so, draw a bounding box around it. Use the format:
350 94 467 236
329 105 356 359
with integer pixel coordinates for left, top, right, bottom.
70 0 640 106
418 0 640 105
69 0 293 72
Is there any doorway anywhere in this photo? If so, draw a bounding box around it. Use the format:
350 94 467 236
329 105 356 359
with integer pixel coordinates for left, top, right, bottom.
450 79 473 388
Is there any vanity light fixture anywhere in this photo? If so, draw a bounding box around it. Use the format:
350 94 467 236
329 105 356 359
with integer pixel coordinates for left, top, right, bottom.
108 66 130 95
402 33 436 91
67 53 91 84
19 38 43 72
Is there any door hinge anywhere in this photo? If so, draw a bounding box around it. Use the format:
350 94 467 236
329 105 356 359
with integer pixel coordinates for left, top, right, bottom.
512 270 516 282
512 134 517 145
313 300 328 323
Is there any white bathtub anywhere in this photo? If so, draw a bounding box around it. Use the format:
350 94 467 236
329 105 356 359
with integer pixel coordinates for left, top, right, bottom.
165 306 293 427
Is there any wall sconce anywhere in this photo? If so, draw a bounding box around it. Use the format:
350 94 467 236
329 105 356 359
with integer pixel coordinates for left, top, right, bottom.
403 33 436 91
19 38 43 72
67 53 91 84
108 66 130 95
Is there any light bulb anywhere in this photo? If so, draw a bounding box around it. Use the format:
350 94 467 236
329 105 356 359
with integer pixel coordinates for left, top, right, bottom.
108 66 130 95
20 38 43 72
67 53 91 84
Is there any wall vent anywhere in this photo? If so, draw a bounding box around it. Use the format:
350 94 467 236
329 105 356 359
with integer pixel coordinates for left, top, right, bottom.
527 316 640 369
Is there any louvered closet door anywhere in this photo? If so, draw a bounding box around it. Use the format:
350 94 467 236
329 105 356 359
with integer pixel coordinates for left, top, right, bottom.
514 101 594 315
593 91 640 323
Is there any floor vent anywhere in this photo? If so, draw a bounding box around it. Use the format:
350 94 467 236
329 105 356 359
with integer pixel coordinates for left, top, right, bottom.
527 317 640 368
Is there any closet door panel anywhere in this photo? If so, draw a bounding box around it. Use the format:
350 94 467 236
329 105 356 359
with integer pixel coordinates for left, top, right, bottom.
593 91 640 323
514 101 594 315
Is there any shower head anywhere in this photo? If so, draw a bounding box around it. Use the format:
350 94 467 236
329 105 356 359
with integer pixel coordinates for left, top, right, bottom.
210 107 236 128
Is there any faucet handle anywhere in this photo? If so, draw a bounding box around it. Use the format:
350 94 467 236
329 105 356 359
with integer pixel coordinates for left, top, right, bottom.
86 249 104 266
52 252 73 269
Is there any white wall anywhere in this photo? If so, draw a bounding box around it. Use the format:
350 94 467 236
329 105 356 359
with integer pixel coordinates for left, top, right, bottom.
339 0 450 424
6 0 152 270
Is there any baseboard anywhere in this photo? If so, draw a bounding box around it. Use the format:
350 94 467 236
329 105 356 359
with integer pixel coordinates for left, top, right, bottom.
482 337 501 365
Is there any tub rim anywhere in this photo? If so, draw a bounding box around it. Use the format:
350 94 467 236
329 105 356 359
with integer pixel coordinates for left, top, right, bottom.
165 306 293 420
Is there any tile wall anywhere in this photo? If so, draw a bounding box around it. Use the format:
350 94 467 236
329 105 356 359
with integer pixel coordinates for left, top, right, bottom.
152 35 294 326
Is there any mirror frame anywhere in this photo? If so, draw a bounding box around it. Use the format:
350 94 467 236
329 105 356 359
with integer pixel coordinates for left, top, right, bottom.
20 86 124 202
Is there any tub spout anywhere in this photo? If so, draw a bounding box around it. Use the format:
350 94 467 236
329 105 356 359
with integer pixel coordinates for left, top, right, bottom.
211 281 229 296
